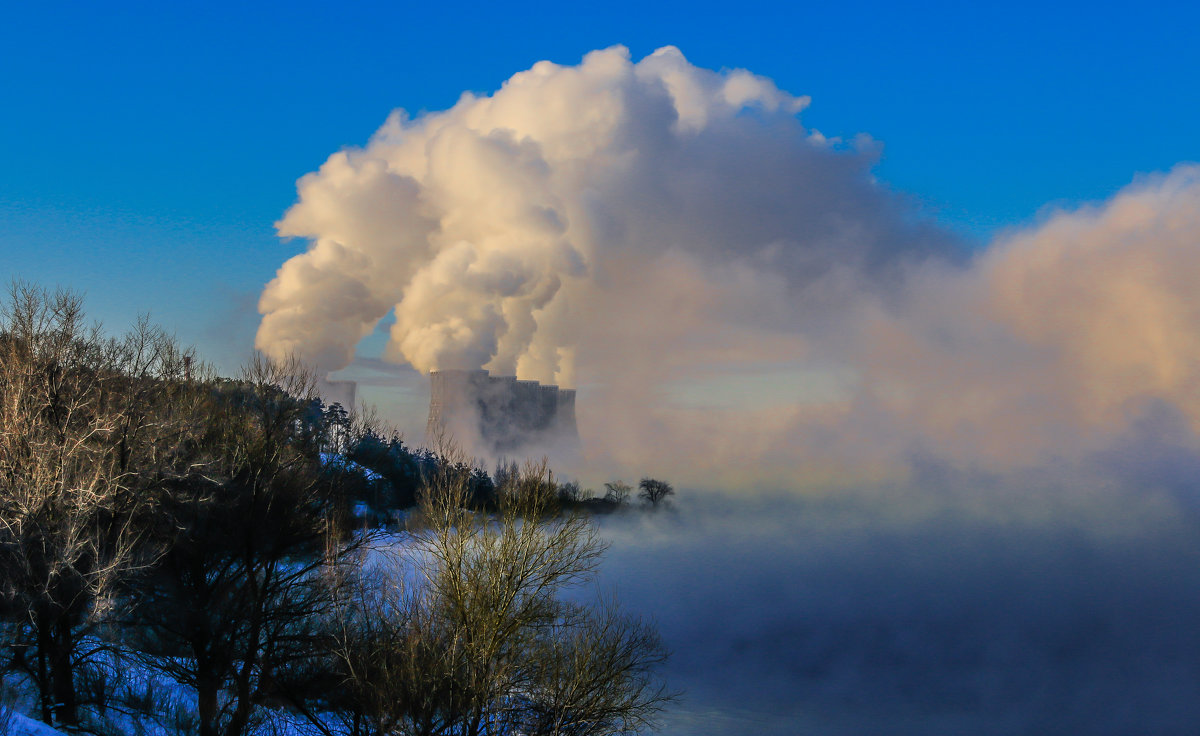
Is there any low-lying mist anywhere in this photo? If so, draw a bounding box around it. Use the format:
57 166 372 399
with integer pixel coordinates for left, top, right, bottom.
590 475 1200 735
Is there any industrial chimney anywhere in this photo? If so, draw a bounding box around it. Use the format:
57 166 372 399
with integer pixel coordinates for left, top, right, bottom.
426 369 579 456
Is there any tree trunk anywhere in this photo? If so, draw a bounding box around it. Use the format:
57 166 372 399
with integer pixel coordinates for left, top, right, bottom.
224 673 253 736
50 617 78 726
198 673 219 736
35 615 51 724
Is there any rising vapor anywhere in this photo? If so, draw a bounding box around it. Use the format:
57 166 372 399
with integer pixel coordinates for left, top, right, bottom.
258 46 1200 483
256 45 946 383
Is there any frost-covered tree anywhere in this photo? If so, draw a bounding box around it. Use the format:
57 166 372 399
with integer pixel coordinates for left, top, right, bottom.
0 283 192 725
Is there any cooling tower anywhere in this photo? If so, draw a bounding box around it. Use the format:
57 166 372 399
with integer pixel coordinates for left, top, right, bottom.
426 369 579 456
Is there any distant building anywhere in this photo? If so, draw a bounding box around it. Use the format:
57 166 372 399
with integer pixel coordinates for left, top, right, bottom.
426 369 578 456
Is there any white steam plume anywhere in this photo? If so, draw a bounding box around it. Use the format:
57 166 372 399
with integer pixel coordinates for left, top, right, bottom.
258 46 1200 483
257 45 948 389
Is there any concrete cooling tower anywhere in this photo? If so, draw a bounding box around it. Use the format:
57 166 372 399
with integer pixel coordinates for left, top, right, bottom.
426 370 579 457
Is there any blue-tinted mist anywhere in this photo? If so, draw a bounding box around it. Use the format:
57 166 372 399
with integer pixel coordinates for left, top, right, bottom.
591 479 1200 735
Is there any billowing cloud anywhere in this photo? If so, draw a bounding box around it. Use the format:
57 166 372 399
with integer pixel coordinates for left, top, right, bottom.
258 46 1200 482
257 45 948 391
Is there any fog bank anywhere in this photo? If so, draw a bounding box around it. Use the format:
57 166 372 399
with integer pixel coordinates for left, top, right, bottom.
593 481 1200 735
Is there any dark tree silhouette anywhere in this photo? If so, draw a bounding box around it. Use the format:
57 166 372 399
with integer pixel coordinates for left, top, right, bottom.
638 478 675 508
124 356 367 736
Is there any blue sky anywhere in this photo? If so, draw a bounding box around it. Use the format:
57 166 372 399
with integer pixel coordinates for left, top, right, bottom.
1 0 1197 373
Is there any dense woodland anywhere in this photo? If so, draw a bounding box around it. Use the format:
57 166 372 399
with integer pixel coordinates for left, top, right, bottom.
0 283 673 736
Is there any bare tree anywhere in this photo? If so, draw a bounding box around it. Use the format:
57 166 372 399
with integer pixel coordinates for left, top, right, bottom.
603 481 632 506
0 283 190 725
329 443 674 735
124 354 369 736
518 598 672 736
494 457 560 517
637 479 674 508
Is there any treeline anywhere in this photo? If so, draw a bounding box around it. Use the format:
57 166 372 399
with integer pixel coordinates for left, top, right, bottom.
0 284 672 736
322 402 676 525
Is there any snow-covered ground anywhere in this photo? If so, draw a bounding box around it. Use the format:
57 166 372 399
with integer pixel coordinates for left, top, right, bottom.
6 712 66 736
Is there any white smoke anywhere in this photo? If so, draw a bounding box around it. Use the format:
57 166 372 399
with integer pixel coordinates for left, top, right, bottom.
257 45 946 386
258 46 1200 483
